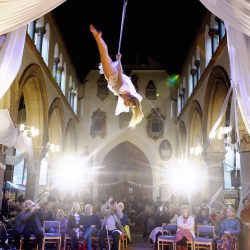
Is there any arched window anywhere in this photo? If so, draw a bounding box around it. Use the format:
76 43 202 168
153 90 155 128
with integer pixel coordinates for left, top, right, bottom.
146 80 157 100
146 108 165 140
191 56 197 88
209 15 219 54
68 76 73 104
53 43 59 79
188 65 193 97
41 23 50 65
27 21 36 41
91 109 107 138
61 62 67 95
34 17 45 54
56 53 64 87
205 25 212 66
195 46 201 80
73 86 78 114
177 88 181 115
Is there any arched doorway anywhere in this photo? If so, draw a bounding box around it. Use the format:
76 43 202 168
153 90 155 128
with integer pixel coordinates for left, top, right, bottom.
99 142 152 202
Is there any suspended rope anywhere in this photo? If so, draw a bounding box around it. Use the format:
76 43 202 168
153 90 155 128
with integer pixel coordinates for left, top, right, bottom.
118 0 128 53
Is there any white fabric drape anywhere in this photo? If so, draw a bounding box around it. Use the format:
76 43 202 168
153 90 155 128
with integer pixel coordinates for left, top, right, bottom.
199 0 250 212
0 26 26 100
5 150 27 166
200 0 250 138
0 109 18 147
0 0 66 36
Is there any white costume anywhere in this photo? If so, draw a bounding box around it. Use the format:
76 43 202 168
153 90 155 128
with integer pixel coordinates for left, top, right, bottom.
99 61 142 115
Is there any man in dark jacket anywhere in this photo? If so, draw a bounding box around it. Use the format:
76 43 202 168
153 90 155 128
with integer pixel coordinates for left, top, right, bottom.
19 200 44 250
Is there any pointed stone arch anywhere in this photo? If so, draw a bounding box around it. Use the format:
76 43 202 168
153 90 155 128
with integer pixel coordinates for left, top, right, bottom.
203 66 230 152
64 119 77 155
99 141 153 200
188 100 203 156
18 64 48 146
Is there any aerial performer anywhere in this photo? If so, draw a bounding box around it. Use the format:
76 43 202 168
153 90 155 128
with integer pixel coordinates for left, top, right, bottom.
89 24 144 128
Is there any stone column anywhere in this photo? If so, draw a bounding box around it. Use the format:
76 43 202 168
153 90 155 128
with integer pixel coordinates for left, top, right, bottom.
53 57 60 80
240 133 250 200
208 28 219 55
25 146 43 201
190 69 197 89
35 27 46 54
203 151 225 209
28 21 37 41
56 66 64 88
195 60 200 82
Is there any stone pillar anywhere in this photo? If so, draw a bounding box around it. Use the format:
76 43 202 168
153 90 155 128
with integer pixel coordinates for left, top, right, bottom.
240 133 250 200
215 17 224 41
56 66 64 88
190 68 197 89
25 146 43 201
195 60 200 82
203 151 225 209
208 28 219 55
53 57 60 80
35 27 46 54
28 21 37 41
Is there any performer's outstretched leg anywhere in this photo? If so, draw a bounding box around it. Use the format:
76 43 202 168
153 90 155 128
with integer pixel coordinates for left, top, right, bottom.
90 24 116 79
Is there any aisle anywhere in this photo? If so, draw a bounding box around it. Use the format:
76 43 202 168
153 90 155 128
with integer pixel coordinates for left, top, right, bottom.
126 232 154 250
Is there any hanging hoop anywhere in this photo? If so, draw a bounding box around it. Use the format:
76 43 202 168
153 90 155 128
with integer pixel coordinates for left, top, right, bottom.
118 0 128 53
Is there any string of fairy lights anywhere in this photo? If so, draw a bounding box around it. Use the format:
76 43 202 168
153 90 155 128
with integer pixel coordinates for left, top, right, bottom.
96 179 152 189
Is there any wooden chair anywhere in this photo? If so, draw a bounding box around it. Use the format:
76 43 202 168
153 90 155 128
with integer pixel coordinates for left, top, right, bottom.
20 235 39 250
158 223 177 250
120 233 128 249
42 221 61 250
193 225 214 250
63 233 72 249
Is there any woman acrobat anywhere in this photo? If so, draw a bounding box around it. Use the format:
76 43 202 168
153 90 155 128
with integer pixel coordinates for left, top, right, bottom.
90 24 144 128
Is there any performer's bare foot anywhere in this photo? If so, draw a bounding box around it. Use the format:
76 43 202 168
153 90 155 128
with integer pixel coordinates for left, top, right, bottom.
90 24 102 39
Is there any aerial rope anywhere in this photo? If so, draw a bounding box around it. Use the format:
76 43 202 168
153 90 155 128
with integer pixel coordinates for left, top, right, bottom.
118 0 128 54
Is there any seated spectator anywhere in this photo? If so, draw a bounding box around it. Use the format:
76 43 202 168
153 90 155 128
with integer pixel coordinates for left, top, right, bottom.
118 202 131 242
99 198 123 250
175 205 195 250
40 201 54 221
240 197 250 223
19 200 44 250
195 207 212 225
81 204 101 250
218 206 240 249
168 205 178 224
215 207 227 236
67 202 83 250
55 208 67 234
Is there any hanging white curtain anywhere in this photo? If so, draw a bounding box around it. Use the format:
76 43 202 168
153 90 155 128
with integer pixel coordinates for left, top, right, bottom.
199 0 250 214
0 26 26 100
200 0 250 136
0 0 66 36
0 109 18 147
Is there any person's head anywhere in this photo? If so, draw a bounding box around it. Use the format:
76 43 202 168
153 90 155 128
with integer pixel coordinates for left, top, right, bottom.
109 200 118 213
24 199 35 210
72 202 81 213
57 209 65 218
181 205 190 217
200 207 209 217
123 94 144 128
85 204 93 216
243 198 250 208
118 202 125 211
226 206 236 219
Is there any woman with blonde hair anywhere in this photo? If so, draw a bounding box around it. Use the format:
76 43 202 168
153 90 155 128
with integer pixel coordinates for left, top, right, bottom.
90 24 144 128
218 206 240 250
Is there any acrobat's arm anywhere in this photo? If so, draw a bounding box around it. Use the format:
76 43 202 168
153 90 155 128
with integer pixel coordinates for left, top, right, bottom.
116 53 123 87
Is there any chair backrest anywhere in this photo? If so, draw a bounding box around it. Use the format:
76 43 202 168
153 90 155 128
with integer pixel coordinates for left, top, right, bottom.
163 223 177 235
197 225 214 238
44 221 60 234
